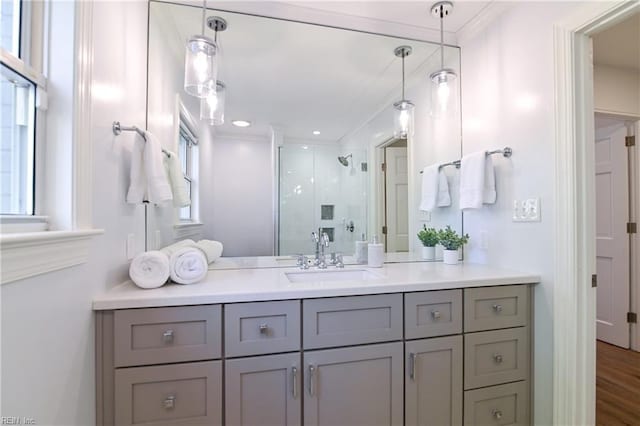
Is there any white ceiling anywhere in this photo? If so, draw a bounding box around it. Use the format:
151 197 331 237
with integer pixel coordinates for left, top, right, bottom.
593 12 640 71
153 2 466 142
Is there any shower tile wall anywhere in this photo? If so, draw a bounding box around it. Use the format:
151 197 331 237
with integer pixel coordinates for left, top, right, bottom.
279 145 367 255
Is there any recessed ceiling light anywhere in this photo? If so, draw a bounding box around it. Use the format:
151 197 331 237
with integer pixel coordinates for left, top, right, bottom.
312 130 321 135
232 120 251 127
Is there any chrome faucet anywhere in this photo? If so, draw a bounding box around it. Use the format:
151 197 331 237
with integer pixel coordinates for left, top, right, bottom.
317 232 330 269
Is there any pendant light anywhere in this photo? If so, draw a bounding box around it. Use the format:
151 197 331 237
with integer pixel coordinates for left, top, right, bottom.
200 17 228 125
429 1 456 114
201 81 226 125
393 45 415 139
184 1 222 98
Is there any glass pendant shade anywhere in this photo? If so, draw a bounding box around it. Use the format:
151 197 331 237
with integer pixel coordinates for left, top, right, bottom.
393 100 415 139
200 81 226 125
184 35 218 98
430 68 456 115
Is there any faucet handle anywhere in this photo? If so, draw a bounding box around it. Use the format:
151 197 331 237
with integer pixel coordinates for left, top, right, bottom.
321 232 330 247
311 232 319 243
335 253 344 268
296 254 309 269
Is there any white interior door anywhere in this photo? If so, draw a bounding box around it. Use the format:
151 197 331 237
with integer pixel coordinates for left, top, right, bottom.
595 120 630 348
385 147 408 252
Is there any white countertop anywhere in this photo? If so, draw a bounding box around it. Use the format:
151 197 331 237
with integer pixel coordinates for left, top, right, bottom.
93 262 539 310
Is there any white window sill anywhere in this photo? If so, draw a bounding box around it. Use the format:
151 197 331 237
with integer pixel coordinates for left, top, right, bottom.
174 222 203 240
0 229 104 284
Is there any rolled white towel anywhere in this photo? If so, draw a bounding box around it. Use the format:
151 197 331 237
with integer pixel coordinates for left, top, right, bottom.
129 251 170 289
161 239 196 258
196 240 224 263
168 247 208 284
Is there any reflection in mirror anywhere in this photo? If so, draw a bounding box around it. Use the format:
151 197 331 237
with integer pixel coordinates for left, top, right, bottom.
146 1 462 267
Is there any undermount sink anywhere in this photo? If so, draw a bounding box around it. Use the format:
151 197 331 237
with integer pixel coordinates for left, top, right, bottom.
285 269 382 283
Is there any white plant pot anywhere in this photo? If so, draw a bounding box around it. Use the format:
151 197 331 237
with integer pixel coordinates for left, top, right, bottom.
421 246 436 260
442 249 460 265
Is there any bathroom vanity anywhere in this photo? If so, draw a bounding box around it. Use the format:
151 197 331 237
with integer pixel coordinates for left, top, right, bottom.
94 263 537 425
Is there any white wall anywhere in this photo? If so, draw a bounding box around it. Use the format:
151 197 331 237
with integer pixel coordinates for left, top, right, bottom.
201 134 274 256
457 2 586 424
1 1 148 424
594 64 640 117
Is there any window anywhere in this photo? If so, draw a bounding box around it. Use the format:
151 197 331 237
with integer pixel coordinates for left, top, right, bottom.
1 0 44 222
178 120 198 221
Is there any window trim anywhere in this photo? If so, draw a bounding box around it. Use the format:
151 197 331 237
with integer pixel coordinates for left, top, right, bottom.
174 96 200 224
0 1 103 285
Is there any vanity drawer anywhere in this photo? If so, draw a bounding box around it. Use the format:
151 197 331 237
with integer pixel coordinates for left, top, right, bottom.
225 300 300 357
464 381 529 426
114 360 222 426
114 305 221 367
464 285 528 332
405 289 462 339
303 294 403 349
464 327 529 389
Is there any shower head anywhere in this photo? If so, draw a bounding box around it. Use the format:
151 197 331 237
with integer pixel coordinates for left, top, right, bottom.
338 154 352 167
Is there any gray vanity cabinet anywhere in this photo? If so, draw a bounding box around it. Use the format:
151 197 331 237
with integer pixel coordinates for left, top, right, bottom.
225 353 301 426
303 342 404 426
405 335 463 426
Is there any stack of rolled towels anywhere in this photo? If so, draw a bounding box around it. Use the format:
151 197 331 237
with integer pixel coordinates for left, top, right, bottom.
129 239 223 289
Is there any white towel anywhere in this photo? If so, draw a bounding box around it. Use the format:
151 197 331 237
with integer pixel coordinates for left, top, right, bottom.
126 133 147 204
419 165 439 211
437 170 451 207
144 131 173 204
129 251 170 289
168 247 208 284
460 151 496 209
196 240 224 263
161 239 197 258
164 151 191 208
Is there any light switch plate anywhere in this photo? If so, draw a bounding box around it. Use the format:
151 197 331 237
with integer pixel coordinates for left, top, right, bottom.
126 234 136 260
513 198 541 222
419 211 431 222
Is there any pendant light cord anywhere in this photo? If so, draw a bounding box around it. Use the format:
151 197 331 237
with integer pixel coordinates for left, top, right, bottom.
402 54 405 101
201 0 206 35
439 5 444 69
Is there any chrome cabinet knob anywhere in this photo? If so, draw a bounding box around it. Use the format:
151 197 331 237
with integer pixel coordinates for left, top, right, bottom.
431 310 441 320
492 304 503 313
492 409 503 420
493 353 503 363
162 330 174 343
259 323 269 334
163 395 176 410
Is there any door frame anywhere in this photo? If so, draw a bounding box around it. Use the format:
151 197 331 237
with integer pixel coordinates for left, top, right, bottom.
374 137 405 251
552 1 640 424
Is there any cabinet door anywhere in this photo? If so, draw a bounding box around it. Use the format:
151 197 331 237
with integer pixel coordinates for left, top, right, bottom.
405 336 463 426
304 342 403 426
225 353 301 426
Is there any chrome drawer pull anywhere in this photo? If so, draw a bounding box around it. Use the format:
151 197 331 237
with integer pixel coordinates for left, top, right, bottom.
162 330 174 343
492 304 503 313
259 323 269 334
163 395 176 410
308 365 316 397
431 310 441 320
292 367 298 399
492 409 503 420
493 353 504 363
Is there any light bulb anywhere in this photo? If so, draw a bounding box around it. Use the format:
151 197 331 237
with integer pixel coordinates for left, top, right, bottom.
399 109 410 133
206 92 219 111
437 81 450 112
193 51 209 84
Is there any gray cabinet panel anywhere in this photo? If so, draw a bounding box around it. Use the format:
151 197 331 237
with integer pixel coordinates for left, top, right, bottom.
114 360 222 426
114 305 221 367
464 328 529 390
464 381 529 426
304 342 403 426
405 336 462 426
464 286 528 332
225 353 301 426
303 294 403 349
405 290 462 339
225 300 300 357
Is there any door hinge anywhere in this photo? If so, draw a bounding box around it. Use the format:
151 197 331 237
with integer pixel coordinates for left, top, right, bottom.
625 135 636 147
628 312 638 324
591 274 597 288
382 226 387 235
381 163 386 172
627 222 637 234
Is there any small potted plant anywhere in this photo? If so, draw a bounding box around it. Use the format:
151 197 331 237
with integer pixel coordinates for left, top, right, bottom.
417 226 439 260
438 226 469 265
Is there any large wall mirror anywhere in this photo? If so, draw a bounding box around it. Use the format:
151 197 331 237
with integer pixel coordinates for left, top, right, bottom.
146 1 462 267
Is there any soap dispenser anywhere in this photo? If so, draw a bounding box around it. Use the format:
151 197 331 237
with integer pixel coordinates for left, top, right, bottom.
355 233 368 264
367 235 384 268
